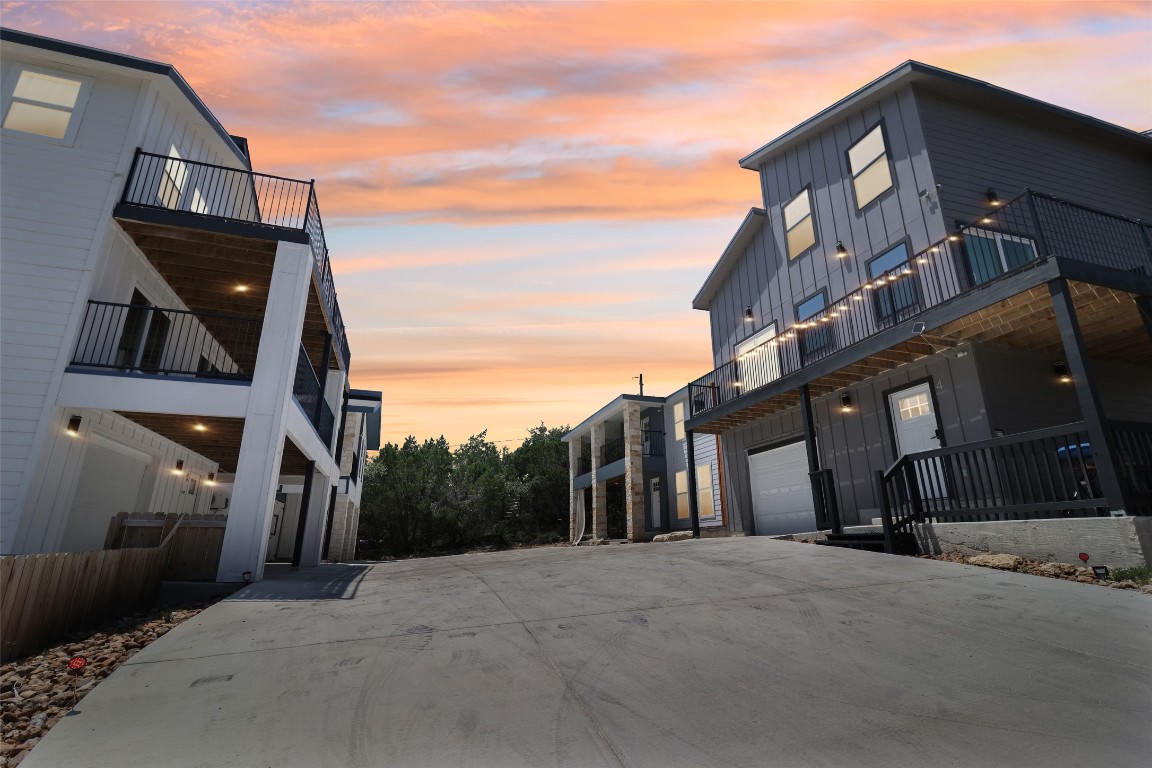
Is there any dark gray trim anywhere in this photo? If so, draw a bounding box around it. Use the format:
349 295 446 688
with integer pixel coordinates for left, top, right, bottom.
693 207 767 310
292 461 315 567
1052 257 1152 297
1 27 250 167
784 185 819 261
686 430 700 538
845 118 898 212
113 203 311 245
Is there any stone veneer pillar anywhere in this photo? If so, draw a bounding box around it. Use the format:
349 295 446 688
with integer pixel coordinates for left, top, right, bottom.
568 437 581 543
590 422 607 541
622 401 645 542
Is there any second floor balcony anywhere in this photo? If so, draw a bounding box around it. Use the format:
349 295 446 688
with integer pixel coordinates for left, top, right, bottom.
688 191 1152 431
114 149 349 373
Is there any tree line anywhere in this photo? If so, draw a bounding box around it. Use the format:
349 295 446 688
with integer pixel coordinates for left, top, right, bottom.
357 425 570 558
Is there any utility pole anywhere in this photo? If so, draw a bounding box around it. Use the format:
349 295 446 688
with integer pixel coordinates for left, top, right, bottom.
634 373 644 396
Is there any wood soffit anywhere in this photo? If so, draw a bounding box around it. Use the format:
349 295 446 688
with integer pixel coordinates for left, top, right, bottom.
698 281 1151 435
116 219 337 370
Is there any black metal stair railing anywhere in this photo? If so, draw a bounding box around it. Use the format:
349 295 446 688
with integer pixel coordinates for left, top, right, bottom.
120 150 351 374
69 300 261 380
688 191 1152 418
293 345 336 446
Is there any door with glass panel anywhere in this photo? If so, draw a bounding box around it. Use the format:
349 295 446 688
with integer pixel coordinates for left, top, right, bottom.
888 382 948 500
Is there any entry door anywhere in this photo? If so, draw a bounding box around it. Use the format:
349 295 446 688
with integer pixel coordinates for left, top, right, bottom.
888 382 947 497
648 477 662 529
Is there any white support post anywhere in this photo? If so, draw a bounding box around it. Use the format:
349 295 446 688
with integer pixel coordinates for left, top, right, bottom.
216 241 312 582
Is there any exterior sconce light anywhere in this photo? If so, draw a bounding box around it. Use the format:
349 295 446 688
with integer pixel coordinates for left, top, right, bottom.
986 188 1000 206
835 241 848 258
193 423 207 432
66 415 82 436
206 472 216 485
234 284 249 293
242 571 253 583
744 306 754 322
173 459 185 475
1053 360 1072 384
840 392 853 412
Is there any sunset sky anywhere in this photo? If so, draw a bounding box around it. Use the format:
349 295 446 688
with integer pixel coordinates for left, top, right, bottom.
4 1 1150 447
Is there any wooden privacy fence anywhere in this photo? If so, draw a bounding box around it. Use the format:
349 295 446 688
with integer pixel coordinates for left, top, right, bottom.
105 513 226 581
0 546 167 661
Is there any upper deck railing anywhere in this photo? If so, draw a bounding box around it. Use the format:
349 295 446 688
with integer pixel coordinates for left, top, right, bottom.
688 191 1152 420
119 150 351 372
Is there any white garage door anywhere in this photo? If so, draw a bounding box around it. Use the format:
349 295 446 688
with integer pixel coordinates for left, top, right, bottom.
62 443 149 552
748 441 815 536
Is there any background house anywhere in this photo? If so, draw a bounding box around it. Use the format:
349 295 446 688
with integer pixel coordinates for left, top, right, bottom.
684 61 1151 556
0 29 380 581
564 387 724 543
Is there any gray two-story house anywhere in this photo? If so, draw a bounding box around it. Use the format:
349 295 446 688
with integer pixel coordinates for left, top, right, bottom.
684 61 1151 552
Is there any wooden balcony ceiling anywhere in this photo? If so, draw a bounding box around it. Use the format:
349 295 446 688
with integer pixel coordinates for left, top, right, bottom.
698 281 1150 435
117 219 339 371
115 412 312 475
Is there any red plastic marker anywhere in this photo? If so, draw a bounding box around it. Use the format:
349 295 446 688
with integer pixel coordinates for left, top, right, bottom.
1078 552 1090 564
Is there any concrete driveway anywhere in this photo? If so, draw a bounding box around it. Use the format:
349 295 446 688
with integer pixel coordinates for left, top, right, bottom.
24 538 1152 768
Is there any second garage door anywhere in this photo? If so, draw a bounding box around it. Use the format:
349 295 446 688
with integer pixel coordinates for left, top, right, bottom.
748 440 815 536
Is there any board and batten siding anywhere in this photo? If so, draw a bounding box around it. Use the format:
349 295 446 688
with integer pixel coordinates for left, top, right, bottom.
914 87 1152 226
709 85 943 369
0 58 144 548
720 348 988 532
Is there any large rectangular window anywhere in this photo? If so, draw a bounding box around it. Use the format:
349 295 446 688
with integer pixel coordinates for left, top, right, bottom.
695 464 715 519
962 228 1038 286
796 290 833 362
867 242 919 326
783 187 817 259
734 322 779 391
675 470 689 520
673 401 685 441
847 123 893 209
3 67 90 143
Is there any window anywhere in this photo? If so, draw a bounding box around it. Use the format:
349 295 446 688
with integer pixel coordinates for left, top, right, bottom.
157 146 187 209
962 228 1038 286
2 67 91 143
783 187 817 259
847 123 893 209
734 323 779 391
673 401 686 441
867 242 919 326
675 470 689 520
897 392 931 421
796 290 833 362
695 464 714 518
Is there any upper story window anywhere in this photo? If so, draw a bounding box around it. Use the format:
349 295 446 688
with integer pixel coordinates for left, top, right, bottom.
158 146 187 209
783 187 817 259
673 401 686 441
847 123 893 209
735 322 780 391
2 66 92 144
795 290 833 362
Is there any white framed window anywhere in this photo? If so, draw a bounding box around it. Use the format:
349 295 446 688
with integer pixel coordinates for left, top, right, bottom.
2 66 92 144
675 470 689 520
673 401 685 442
157 146 187 209
897 392 931 421
847 123 893 209
783 187 816 259
734 322 779 391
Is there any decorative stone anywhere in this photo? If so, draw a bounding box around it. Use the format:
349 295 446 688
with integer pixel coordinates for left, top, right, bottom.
652 531 694 543
966 554 1023 570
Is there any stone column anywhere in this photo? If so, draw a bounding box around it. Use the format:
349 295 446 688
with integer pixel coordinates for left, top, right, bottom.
590 422 607 541
623 401 645 542
298 467 334 567
568 437 581 543
326 495 352 561
345 503 361 561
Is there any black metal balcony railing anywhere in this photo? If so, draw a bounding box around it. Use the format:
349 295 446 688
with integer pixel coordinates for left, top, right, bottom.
600 436 625 466
689 191 1152 418
642 430 665 457
70 300 261 380
293 345 336 446
578 453 592 476
121 150 351 373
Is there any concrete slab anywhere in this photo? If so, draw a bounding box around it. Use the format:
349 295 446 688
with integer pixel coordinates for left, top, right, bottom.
23 538 1152 768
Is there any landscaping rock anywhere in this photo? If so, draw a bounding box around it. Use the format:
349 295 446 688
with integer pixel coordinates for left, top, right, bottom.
966 553 1023 570
652 531 694 543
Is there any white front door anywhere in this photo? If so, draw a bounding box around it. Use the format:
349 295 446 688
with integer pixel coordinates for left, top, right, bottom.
888 382 946 497
648 477 662 529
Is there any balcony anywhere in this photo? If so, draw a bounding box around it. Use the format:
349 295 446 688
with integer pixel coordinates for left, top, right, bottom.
69 300 261 380
688 192 1152 431
114 150 350 374
293 345 336 446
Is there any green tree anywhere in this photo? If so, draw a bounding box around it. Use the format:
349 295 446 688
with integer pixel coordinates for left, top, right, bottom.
508 424 570 543
359 435 452 556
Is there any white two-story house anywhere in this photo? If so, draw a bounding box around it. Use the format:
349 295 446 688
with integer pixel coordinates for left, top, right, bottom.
1 28 380 581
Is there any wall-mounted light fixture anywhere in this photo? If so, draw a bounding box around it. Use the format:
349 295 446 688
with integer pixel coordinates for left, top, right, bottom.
986 188 1001 206
66 415 82 436
206 472 216 485
234 284 249 293
193 423 207 432
1053 360 1072 384
172 458 185 476
835 241 848 258
840 392 853 413
744 306 754 322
